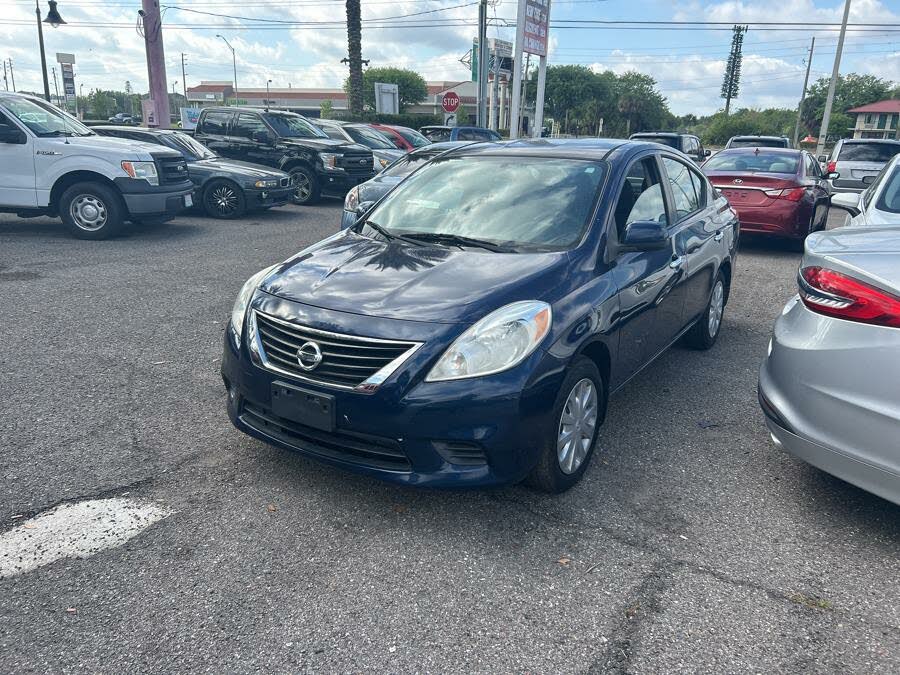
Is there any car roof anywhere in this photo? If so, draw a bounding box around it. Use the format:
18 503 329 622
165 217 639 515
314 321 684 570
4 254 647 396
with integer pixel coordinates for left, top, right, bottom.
839 138 900 145
631 132 685 138
730 135 786 139
203 106 300 116
94 125 175 135
713 146 801 155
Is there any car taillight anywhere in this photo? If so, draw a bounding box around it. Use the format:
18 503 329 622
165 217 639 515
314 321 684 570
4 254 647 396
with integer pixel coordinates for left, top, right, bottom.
764 187 806 201
799 266 900 328
826 161 836 174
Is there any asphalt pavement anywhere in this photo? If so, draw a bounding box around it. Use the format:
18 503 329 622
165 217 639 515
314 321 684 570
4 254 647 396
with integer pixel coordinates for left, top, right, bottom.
1 205 898 673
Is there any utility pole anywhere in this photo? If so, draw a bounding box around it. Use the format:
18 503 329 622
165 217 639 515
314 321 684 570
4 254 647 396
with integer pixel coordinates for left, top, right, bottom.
721 25 747 116
476 0 488 127
140 0 171 128
817 0 852 158
35 1 51 101
181 52 187 100
2 60 7 91
51 66 59 104
8 59 14 91
792 37 815 148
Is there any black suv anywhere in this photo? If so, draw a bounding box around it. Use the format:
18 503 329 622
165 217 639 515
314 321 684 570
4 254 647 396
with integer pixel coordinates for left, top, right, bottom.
193 107 375 205
629 132 708 164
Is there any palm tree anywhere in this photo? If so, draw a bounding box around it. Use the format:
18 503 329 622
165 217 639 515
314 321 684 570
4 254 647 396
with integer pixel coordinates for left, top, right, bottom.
345 0 364 115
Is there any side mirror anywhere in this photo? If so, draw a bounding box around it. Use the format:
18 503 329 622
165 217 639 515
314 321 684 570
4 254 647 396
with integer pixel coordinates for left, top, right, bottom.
704 149 711 157
252 130 273 144
861 175 876 186
818 154 827 163
826 171 840 180
830 192 861 217
356 200 375 217
0 126 26 144
621 220 670 251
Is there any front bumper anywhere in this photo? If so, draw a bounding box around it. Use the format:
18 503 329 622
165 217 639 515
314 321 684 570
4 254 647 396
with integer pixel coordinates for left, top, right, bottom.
317 169 377 197
220 297 565 488
114 177 194 218
246 186 293 208
758 296 900 505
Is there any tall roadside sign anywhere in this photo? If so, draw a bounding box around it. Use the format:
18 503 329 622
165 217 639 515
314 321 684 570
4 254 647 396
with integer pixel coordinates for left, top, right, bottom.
509 0 551 138
55 53 76 114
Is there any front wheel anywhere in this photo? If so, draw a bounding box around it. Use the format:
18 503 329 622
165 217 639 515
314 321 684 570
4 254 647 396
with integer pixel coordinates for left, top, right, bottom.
289 167 321 205
203 179 246 219
526 356 606 493
59 182 125 240
684 273 726 350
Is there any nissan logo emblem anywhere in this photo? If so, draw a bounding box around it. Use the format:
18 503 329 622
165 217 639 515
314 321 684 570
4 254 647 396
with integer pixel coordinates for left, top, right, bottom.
296 341 323 371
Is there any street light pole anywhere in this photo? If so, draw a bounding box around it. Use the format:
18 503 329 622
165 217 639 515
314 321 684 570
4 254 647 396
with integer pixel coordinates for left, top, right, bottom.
35 0 52 101
266 78 272 111
216 35 237 104
816 0 852 158
792 37 815 149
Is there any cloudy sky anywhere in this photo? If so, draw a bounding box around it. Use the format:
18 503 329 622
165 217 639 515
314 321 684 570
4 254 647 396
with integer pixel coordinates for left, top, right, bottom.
2 0 899 115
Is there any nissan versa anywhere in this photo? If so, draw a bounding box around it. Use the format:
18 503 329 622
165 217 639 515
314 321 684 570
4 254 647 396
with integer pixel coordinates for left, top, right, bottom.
222 139 739 492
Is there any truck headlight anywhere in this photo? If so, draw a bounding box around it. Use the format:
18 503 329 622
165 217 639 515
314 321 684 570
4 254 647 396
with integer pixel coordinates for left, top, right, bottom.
344 185 360 212
231 265 278 343
320 152 340 170
426 301 552 382
121 160 159 186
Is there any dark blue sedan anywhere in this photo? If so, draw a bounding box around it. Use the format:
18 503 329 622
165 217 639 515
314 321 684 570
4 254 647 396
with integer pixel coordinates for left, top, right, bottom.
222 139 739 492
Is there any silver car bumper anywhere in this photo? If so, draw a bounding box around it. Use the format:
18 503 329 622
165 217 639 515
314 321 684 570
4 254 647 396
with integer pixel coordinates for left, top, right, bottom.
759 295 900 505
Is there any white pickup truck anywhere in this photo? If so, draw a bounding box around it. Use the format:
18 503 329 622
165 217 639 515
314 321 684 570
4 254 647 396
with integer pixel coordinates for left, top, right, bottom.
0 92 194 239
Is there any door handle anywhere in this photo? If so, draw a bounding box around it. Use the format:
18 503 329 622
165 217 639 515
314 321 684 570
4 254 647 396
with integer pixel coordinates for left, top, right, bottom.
669 255 685 269
714 231 724 242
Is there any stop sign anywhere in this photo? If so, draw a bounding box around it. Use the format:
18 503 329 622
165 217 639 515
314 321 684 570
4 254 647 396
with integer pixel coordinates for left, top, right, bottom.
441 91 460 113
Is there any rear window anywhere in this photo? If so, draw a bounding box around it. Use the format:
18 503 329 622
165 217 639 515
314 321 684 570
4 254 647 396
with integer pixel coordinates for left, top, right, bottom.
728 138 788 148
703 151 799 174
422 128 451 142
837 142 900 163
633 135 679 149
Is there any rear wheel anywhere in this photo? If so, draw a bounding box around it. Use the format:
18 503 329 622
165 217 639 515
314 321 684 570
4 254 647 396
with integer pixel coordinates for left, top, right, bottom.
59 182 125 240
203 179 246 219
526 356 606 493
289 166 321 205
684 273 726 350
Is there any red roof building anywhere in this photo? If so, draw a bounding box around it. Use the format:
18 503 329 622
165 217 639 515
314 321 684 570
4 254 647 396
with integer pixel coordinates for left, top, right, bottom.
846 99 900 140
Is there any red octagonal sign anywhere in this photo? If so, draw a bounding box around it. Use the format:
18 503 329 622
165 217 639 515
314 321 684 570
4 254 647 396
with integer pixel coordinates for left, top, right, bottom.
441 91 460 113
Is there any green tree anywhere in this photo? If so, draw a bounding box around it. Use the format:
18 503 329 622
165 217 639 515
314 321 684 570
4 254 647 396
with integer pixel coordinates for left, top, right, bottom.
344 0 364 115
344 67 427 114
320 99 334 118
613 71 672 136
800 73 894 139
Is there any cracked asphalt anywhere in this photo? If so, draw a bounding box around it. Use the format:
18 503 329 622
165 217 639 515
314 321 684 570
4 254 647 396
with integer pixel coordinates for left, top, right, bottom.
1 205 898 673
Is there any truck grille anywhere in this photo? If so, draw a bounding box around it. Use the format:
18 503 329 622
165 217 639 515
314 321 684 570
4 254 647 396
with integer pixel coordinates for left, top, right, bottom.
254 311 419 390
154 155 189 184
240 401 411 470
339 152 375 175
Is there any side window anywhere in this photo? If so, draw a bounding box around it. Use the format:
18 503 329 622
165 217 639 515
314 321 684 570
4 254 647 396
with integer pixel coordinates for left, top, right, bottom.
689 170 708 206
200 111 231 135
473 130 494 141
321 127 345 141
457 129 477 141
614 157 668 237
662 157 700 218
233 114 268 140
806 153 821 177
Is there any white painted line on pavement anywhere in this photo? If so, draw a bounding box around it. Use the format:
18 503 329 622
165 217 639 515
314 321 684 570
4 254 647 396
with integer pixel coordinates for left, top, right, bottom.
0 497 171 579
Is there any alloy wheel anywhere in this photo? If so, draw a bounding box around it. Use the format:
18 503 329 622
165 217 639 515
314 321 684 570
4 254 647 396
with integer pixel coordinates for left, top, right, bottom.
708 280 724 338
69 194 108 232
210 185 238 216
293 172 311 203
557 378 598 475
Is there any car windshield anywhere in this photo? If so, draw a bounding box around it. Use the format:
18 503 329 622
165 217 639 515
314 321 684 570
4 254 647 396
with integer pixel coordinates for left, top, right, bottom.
165 131 217 160
838 142 900 163
262 113 327 139
728 138 787 148
361 156 607 251
345 125 396 149
876 166 900 214
704 151 799 174
394 126 431 148
634 135 679 148
3 96 93 137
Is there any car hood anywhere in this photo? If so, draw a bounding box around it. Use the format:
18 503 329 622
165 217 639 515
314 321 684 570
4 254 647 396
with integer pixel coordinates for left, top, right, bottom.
194 157 287 179
43 134 176 160
280 137 370 154
261 230 569 324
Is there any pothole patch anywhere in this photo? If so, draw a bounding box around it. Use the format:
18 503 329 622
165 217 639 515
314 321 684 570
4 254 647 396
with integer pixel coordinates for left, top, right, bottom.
0 497 171 579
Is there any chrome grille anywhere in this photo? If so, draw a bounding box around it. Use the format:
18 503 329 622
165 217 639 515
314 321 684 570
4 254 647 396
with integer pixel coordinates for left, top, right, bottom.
339 152 375 175
254 311 419 390
153 154 189 184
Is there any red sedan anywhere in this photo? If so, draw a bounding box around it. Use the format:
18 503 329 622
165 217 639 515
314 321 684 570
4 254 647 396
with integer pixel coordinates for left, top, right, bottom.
702 148 830 241
369 123 431 152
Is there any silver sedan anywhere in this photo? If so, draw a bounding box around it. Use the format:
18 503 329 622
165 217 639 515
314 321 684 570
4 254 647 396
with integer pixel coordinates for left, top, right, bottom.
830 153 900 227
759 225 900 505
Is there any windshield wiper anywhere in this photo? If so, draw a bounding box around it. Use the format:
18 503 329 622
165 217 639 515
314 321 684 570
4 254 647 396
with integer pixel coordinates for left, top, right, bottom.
362 220 424 247
399 232 512 253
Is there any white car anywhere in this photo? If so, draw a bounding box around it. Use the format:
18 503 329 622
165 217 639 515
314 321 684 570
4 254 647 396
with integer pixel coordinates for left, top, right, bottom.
829 153 900 227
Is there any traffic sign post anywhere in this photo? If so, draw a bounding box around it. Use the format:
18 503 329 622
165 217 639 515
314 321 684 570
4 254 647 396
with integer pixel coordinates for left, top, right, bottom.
441 91 460 114
509 0 551 139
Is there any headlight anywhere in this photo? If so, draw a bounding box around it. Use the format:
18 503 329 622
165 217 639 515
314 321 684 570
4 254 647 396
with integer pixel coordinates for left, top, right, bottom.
320 152 339 170
230 265 277 343
121 160 159 186
344 185 360 212
426 301 552 382
254 179 278 188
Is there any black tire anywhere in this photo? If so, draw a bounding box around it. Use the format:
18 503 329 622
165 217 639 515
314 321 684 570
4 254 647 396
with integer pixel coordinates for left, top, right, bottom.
289 166 321 205
684 272 726 350
58 181 125 240
526 356 606 493
202 179 246 219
